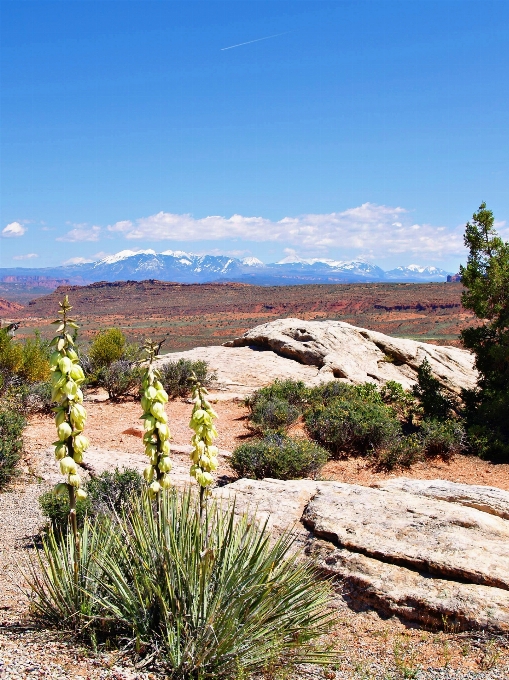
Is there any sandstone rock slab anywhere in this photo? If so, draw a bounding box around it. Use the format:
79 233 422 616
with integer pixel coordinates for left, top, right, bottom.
225 318 477 394
213 477 318 548
308 539 509 632
373 477 509 521
155 344 333 395
302 482 509 590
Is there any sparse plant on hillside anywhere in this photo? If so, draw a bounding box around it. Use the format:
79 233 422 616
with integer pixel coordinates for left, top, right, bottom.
248 397 300 433
140 340 172 496
306 396 401 457
39 467 143 535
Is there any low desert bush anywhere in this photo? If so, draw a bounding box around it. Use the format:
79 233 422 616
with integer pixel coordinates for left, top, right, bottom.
158 358 216 398
0 330 50 394
306 397 401 457
231 433 328 480
39 490 91 534
246 379 310 410
28 489 333 675
246 379 310 432
96 359 143 400
373 434 423 470
39 467 143 534
380 380 419 424
20 380 54 414
0 407 26 488
419 418 465 459
88 327 126 369
248 396 300 433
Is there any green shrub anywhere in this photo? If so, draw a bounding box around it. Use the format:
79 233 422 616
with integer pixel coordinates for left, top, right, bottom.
248 397 300 433
413 358 455 421
305 397 401 456
96 360 142 400
419 418 465 459
380 380 419 423
0 408 26 488
159 358 216 398
28 489 333 674
39 467 143 534
24 381 54 413
231 434 328 480
373 434 423 470
0 330 50 394
89 328 126 369
39 490 91 534
86 467 143 513
246 379 310 410
18 332 51 383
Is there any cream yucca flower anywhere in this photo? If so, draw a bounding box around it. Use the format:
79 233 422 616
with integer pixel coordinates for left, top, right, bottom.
49 296 89 502
189 375 219 493
140 340 172 496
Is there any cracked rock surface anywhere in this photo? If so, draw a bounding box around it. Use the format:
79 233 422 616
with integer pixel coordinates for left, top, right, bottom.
225 318 477 394
215 477 509 633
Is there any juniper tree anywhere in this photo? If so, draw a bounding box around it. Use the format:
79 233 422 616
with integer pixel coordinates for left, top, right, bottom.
460 202 509 460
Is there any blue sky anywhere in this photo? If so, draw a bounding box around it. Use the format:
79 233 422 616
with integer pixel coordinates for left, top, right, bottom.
1 0 508 271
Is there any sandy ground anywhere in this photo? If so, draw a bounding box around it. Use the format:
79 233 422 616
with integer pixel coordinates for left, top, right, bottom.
1 390 509 678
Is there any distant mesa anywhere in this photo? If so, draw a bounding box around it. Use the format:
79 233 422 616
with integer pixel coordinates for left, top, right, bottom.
447 273 462 283
0 251 455 291
0 297 23 312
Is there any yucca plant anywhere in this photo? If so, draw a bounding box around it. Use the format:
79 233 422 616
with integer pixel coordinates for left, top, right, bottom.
94 489 333 677
26 519 113 632
140 339 172 496
188 374 219 515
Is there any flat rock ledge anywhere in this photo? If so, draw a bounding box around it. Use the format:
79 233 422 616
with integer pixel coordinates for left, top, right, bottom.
372 477 509 521
215 478 509 633
225 318 477 394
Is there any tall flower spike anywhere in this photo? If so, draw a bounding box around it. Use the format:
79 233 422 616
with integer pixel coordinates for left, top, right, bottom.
50 295 88 502
189 373 218 493
140 339 171 496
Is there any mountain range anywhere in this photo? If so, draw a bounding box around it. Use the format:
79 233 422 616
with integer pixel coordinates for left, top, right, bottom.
0 249 454 287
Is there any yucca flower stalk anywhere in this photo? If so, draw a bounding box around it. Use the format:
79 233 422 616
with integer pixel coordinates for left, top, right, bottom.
188 373 219 515
49 295 88 564
140 340 172 496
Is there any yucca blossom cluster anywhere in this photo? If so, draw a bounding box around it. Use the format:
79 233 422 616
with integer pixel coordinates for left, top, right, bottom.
50 296 88 501
189 378 219 489
141 341 172 496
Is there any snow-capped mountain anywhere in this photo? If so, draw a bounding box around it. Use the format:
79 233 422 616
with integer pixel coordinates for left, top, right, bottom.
385 264 451 281
0 251 454 287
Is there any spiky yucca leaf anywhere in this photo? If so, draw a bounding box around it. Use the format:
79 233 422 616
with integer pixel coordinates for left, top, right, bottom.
25 519 113 630
94 489 334 677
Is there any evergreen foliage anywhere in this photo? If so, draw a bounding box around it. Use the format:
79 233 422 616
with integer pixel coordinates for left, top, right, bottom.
459 203 509 460
412 358 454 421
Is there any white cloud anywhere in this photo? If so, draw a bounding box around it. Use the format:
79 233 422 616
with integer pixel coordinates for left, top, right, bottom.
57 225 101 242
2 221 27 238
107 203 467 258
12 252 38 260
62 256 95 265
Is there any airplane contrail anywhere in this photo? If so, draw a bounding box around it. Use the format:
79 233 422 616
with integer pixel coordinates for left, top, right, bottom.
221 32 288 51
